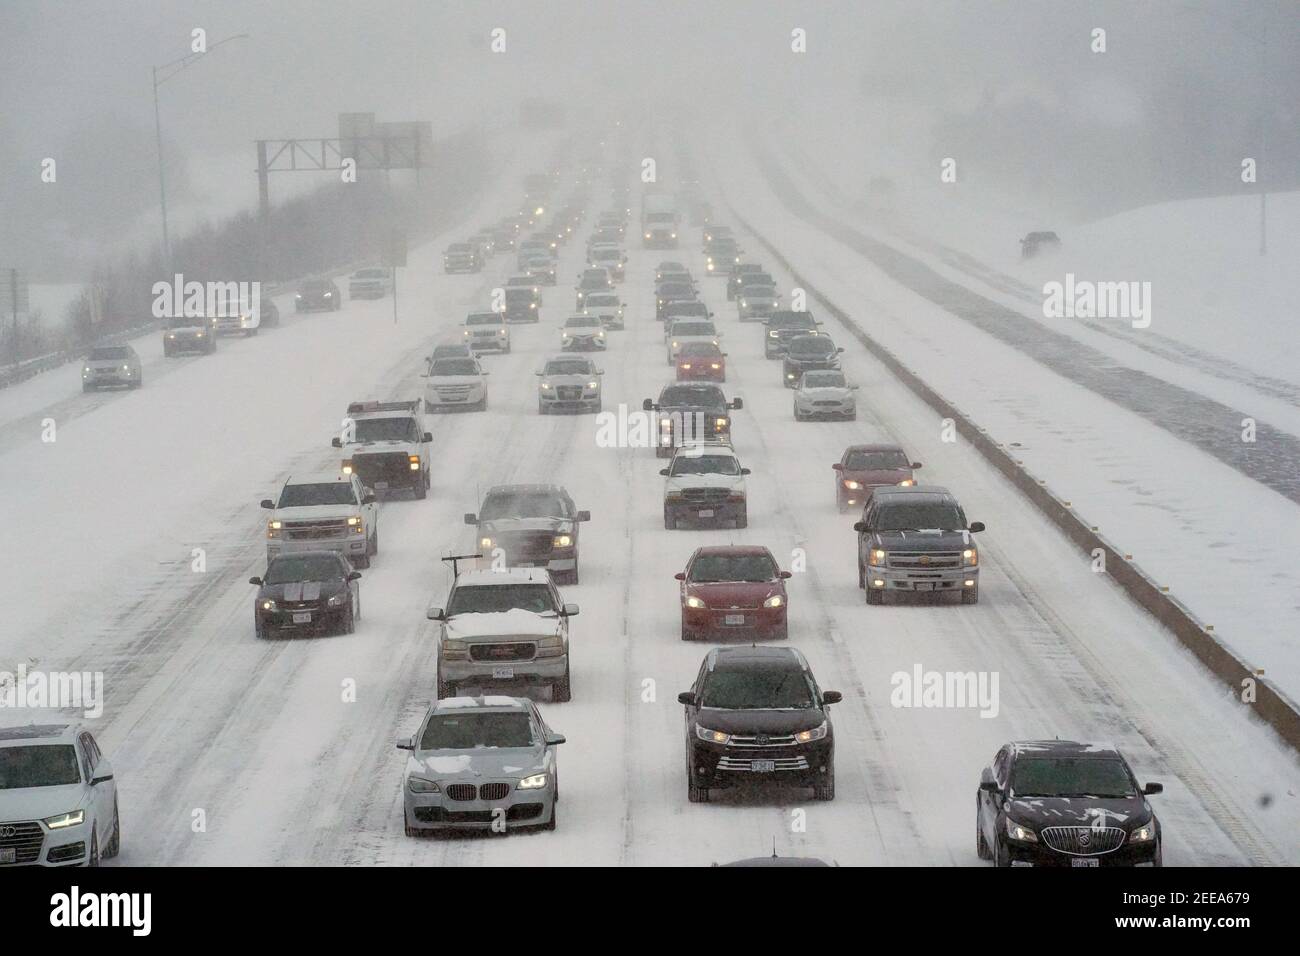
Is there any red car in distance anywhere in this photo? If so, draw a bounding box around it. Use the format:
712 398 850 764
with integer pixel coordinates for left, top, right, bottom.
676 342 727 382
676 545 791 642
833 443 921 512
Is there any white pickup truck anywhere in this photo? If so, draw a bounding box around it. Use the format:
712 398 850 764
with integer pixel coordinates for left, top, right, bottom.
332 399 432 499
349 267 393 300
261 472 379 568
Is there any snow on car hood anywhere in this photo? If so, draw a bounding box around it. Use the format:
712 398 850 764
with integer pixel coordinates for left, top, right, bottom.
540 373 596 387
665 473 744 493
478 516 572 535
799 386 852 400
272 503 359 520
0 782 87 822
410 749 545 780
445 608 564 640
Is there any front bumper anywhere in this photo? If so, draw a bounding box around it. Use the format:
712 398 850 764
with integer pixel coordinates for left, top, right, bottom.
561 337 606 351
256 603 348 633
540 390 600 412
863 565 978 594
83 369 136 387
164 332 212 353
797 400 855 419
440 653 568 684
468 337 509 353
666 499 746 526
405 780 554 832
1002 836 1160 867
683 603 785 637
0 817 91 867
689 738 831 789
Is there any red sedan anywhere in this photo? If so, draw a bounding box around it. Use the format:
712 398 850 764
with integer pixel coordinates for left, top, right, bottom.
676 545 790 641
675 342 726 382
833 443 921 512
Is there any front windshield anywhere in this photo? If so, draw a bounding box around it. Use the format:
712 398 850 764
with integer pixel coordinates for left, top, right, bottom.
802 372 846 388
353 418 419 442
0 745 82 789
689 553 776 582
566 317 600 328
544 360 592 376
846 449 909 470
701 668 815 710
479 492 567 520
265 554 343 584
672 323 714 337
431 359 479 376
447 583 556 615
659 386 723 408
419 712 535 750
278 482 356 508
790 339 835 356
672 455 740 477
466 314 501 326
877 501 966 531
1011 757 1137 799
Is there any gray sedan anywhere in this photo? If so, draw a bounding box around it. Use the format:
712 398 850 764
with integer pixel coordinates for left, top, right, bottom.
81 344 142 391
399 696 564 835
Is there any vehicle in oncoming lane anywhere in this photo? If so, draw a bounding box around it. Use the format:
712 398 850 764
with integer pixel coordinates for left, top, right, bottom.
676 341 727 382
332 399 432 498
348 267 393 300
977 740 1162 867
736 280 781 322
764 310 822 358
444 242 484 274
782 334 844 387
854 485 983 604
679 646 839 803
398 696 565 835
462 311 512 354
676 545 790 639
162 313 217 356
833 444 921 511
580 291 625 331
503 284 541 323
250 550 362 638
296 277 341 312
728 263 769 300
666 318 721 364
560 314 606 351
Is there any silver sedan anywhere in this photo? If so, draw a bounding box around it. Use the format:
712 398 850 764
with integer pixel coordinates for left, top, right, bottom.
399 696 564 835
793 370 858 421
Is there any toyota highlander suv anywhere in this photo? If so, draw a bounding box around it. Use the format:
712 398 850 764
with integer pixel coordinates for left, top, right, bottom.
676 545 790 641
661 443 750 529
332 399 432 498
261 471 379 568
854 486 983 604
0 722 120 866
399 695 565 835
426 567 578 700
977 740 1162 867
464 484 590 585
679 646 840 803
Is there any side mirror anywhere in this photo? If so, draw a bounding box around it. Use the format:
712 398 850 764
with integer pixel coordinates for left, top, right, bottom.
535 371 543 376
576 510 591 522
642 398 654 411
426 606 445 621
832 463 844 471
911 462 923 470
853 521 867 533
331 437 343 448
836 347 845 353
731 397 744 410
562 603 580 617
91 773 114 786
260 499 275 509
248 576 263 586
740 467 751 475
597 369 604 375
396 737 414 751
779 570 792 579
659 468 669 476
821 691 843 705
347 571 362 581
361 494 377 505
423 432 433 442
1143 782 1164 795
969 521 985 533
674 572 686 581
463 513 477 525
545 733 567 746
677 691 697 706
979 777 999 793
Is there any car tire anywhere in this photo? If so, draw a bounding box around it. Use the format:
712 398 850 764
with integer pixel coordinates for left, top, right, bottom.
405 821 420 838
976 798 993 860
414 474 427 499
994 836 1012 868
857 562 866 589
255 617 267 639
543 802 557 831
553 663 572 703
961 585 979 605
687 776 710 804
353 553 370 570
88 831 100 867
664 507 676 530
343 604 355 635
105 801 121 859
368 528 378 557
813 763 835 801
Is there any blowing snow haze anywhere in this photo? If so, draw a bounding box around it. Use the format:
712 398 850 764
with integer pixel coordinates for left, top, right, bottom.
0 0 1298 902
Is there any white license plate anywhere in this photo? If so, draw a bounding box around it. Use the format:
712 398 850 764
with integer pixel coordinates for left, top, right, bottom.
751 760 776 773
697 508 714 518
0 848 15 864
492 667 515 680
724 614 746 626
914 582 934 591
1071 858 1099 867
293 612 312 624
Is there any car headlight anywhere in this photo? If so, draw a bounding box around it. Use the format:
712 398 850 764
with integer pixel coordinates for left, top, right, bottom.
341 461 353 474
587 381 598 389
295 293 303 299
540 382 552 389
794 721 828 743
260 599 277 611
480 536 493 549
710 363 720 370
407 776 440 793
44 810 85 830
868 548 887 567
553 534 572 547
768 330 779 338
685 595 706 609
695 725 729 744
517 773 548 790
680 363 691 370
346 516 361 526
1005 817 1038 843
843 480 862 490
963 548 978 567
897 479 915 487
327 593 347 607
763 595 784 608
715 417 728 429
323 292 333 298
1130 821 1157 843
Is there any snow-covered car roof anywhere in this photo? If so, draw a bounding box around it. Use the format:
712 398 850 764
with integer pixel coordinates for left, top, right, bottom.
453 567 553 587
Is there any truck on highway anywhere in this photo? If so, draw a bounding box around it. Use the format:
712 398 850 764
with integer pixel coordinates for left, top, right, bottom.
641 192 680 248
332 399 432 499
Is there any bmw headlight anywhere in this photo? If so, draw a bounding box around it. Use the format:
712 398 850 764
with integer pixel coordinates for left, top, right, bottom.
517 773 548 790
1005 817 1038 843
44 810 85 830
327 593 347 607
407 776 440 793
794 721 828 743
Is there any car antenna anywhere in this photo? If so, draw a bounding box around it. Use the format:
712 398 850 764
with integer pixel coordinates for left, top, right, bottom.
771 837 778 859
442 553 483 578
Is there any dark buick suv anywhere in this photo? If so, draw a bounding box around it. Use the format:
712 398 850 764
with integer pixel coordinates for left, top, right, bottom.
678 646 840 803
977 740 1163 867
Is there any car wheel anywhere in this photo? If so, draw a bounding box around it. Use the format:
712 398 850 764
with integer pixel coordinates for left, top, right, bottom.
88 831 100 867
553 663 572 702
961 585 979 605
664 507 676 530
353 552 370 570
976 797 992 860
813 762 835 801
405 821 420 838
343 604 355 635
994 836 1011 868
414 474 427 499
543 801 557 831
1153 841 1163 868
255 617 267 639
105 801 121 859
857 562 865 589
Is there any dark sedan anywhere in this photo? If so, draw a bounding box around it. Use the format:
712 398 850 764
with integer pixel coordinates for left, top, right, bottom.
296 278 342 312
250 551 361 638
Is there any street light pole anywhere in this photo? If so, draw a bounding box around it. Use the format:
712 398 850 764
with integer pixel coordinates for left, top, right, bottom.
151 33 250 274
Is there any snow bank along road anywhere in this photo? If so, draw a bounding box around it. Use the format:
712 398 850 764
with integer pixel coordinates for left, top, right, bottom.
2 151 1297 866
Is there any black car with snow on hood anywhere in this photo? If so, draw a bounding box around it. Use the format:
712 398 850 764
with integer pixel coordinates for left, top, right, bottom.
250 550 361 638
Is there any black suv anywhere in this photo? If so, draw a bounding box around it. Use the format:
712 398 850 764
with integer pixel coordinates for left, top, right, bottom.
764 311 821 358
977 740 1163 867
782 335 844 387
728 263 769 300
855 486 984 604
678 646 841 803
643 384 742 458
